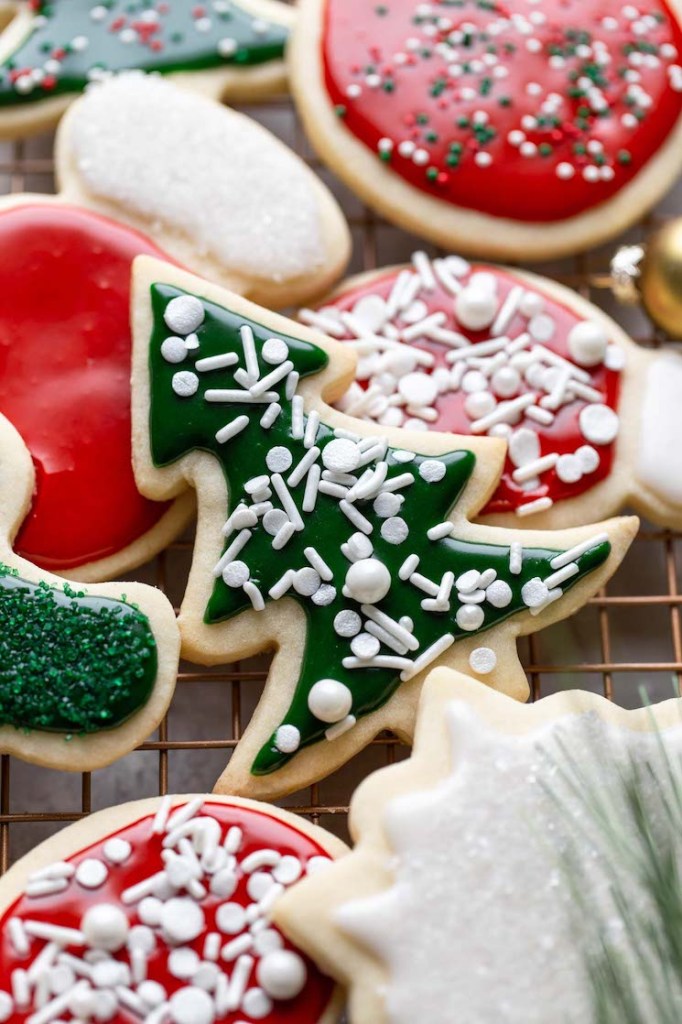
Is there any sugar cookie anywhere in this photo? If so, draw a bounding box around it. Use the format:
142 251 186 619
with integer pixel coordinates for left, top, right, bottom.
302 249 682 529
0 794 346 1023
131 256 636 798
276 667 682 1024
0 411 179 771
0 0 294 139
290 0 682 259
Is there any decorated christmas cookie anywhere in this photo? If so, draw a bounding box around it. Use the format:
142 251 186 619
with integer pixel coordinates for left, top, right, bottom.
290 0 682 259
57 74 351 309
302 249 682 530
0 795 346 1023
131 257 636 799
0 0 294 139
276 668 682 1024
0 411 179 772
2 77 347 580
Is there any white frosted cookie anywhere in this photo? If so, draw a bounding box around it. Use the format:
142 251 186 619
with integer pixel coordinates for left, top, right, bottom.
0 0 295 139
290 0 682 259
0 411 179 772
302 249 682 530
57 73 351 308
130 255 637 799
276 668 682 1024
0 794 346 1023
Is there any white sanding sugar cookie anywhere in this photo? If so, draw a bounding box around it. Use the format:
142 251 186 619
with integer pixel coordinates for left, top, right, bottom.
304 250 682 532
275 668 682 1024
0 0 296 140
130 256 636 799
0 795 346 1024
56 73 351 307
290 0 682 260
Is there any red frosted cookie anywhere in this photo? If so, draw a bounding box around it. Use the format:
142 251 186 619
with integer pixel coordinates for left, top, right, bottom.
291 0 682 258
302 250 682 530
0 795 345 1023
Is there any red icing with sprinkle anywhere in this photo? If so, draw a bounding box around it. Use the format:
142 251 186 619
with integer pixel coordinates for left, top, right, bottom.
322 263 621 513
322 0 682 221
0 204 173 570
0 801 334 1023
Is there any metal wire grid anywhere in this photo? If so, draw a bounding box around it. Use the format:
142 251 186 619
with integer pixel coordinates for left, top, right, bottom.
0 95 680 874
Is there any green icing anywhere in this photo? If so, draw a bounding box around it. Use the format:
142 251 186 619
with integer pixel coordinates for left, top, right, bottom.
0 565 157 734
147 283 611 776
0 0 288 108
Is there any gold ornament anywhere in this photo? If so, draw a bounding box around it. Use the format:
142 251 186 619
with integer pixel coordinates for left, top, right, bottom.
611 218 682 339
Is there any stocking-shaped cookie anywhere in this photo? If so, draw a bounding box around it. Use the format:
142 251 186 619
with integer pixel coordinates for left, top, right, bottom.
290 0 682 259
0 411 179 771
302 250 682 530
0 74 349 581
0 0 294 138
132 258 636 798
0 794 346 1023
275 668 682 1024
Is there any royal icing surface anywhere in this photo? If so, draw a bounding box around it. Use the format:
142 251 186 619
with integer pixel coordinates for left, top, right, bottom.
68 75 327 283
303 251 623 517
0 799 335 1023
336 702 681 1024
0 203 172 571
637 351 682 506
0 565 157 734
146 282 611 776
321 0 682 221
0 0 287 108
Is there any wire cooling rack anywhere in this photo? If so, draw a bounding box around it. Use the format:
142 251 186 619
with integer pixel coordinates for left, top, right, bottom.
0 94 681 873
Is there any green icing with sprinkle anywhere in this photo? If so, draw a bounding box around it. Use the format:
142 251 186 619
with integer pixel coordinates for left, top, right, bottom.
145 283 612 779
0 0 288 109
0 566 157 733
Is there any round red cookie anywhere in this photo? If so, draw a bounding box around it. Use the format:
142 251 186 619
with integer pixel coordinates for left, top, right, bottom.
0 796 346 1024
301 250 624 522
0 200 192 580
291 0 682 258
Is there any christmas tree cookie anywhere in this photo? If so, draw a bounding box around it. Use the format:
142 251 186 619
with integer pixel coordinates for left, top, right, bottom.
275 668 682 1024
290 0 682 259
0 411 179 772
131 257 637 798
0 75 348 581
0 794 346 1023
0 0 294 139
303 249 682 530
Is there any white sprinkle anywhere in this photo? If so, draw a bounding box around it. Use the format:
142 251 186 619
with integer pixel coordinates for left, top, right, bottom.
291 396 305 440
516 496 553 517
512 453 559 483
244 581 265 611
410 572 439 597
152 796 172 835
239 324 259 382
213 529 252 577
285 371 300 400
260 403 282 429
456 604 485 631
579 404 619 445
486 579 513 608
509 543 523 574
164 296 204 335
269 569 295 600
399 554 420 580
23 921 84 946
8 918 29 957
195 352 239 372
288 446 321 488
304 547 333 581
400 634 455 680
303 411 320 449
75 859 108 890
469 647 497 674
271 474 304 531
226 955 254 1010
172 371 199 398
298 309 346 338
272 521 296 551
205 389 277 404
250 359 293 398
325 715 357 742
339 500 373 534
544 562 579 589
427 521 452 541
302 464 321 513
343 655 413 671
274 725 300 754
412 250 437 291
550 533 608 570
215 415 249 444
